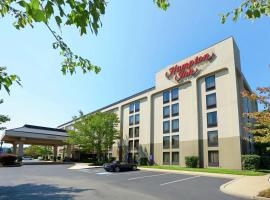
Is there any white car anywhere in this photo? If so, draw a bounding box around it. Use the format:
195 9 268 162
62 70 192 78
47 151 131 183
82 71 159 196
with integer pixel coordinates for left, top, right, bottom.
22 156 32 160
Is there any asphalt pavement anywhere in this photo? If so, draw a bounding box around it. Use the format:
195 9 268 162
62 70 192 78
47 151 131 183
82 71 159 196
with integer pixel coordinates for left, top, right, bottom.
0 164 248 200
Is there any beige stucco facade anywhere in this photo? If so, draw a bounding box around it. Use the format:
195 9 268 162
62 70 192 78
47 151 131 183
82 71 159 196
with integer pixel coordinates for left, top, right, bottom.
58 37 257 170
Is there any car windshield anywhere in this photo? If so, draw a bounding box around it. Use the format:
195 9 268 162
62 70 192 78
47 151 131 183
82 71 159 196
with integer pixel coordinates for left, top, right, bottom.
112 161 120 164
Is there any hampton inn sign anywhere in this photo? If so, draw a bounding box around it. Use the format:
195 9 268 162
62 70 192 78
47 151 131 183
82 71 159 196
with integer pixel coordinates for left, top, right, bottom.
165 52 215 82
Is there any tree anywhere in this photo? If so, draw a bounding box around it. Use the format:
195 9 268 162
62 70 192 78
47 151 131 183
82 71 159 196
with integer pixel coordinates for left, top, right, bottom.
242 87 270 143
0 1 167 133
67 111 119 161
24 145 53 159
0 99 10 130
0 67 21 130
0 0 168 78
0 67 21 94
221 0 270 23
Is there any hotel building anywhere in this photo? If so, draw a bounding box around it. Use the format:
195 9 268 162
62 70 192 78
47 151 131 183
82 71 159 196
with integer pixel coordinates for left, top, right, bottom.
58 37 257 170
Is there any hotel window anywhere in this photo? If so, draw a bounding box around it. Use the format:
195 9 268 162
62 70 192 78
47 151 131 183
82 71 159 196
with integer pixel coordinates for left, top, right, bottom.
163 91 170 104
205 75 216 91
163 121 170 133
208 151 219 167
172 135 179 149
163 152 170 165
171 88 178 101
163 106 170 118
129 128 133 138
172 119 179 132
135 101 140 112
135 114 140 125
172 152 179 165
163 136 170 149
129 103 134 114
128 140 133 151
207 111 217 128
206 93 216 109
134 127 139 137
171 103 179 116
134 140 139 151
129 115 134 126
208 131 218 147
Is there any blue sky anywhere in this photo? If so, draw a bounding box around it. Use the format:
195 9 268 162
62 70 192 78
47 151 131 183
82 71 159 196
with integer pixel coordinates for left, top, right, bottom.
0 0 270 131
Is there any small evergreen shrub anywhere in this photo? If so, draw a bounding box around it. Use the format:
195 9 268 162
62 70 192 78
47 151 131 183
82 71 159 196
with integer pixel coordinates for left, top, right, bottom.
242 155 261 170
108 157 116 163
261 156 270 169
139 157 149 166
185 156 199 168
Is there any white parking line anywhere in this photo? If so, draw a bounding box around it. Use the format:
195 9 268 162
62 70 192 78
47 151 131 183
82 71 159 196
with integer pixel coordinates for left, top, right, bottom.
96 172 112 175
128 173 168 181
160 175 201 186
109 170 149 176
78 169 103 174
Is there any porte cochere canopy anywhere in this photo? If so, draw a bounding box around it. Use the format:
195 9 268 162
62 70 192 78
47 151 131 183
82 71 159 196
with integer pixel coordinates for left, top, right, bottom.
0 124 70 159
1 124 68 146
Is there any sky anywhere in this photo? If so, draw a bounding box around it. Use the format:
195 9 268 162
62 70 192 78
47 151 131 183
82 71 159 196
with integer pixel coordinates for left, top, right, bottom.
0 0 270 134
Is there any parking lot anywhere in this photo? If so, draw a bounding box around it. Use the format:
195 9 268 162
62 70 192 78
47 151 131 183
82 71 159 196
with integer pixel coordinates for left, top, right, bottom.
0 165 247 200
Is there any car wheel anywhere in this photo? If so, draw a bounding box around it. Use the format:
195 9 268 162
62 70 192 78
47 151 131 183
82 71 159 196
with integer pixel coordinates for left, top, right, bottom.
132 166 137 171
115 167 120 172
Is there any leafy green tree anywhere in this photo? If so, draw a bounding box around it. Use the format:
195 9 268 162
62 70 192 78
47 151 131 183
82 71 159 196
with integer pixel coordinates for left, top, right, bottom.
242 87 270 143
220 0 270 23
0 0 167 77
0 67 21 130
67 111 119 161
24 145 53 159
0 67 21 94
0 99 10 130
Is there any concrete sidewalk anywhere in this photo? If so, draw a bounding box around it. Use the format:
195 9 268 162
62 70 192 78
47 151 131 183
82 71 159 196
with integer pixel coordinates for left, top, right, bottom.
139 167 270 199
220 174 270 199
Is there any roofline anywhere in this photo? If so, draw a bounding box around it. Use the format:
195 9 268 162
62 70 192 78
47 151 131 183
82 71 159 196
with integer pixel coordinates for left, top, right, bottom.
6 124 67 133
156 36 235 74
57 86 156 128
5 130 68 138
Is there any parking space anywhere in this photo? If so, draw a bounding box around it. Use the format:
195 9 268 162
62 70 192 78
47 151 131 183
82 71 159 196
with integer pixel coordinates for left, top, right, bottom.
0 165 247 200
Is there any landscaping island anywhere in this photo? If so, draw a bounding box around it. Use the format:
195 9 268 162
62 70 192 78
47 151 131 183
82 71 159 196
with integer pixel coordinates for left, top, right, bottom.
141 165 266 176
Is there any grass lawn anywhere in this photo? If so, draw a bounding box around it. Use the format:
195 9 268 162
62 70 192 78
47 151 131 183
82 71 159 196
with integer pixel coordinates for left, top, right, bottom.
141 165 266 176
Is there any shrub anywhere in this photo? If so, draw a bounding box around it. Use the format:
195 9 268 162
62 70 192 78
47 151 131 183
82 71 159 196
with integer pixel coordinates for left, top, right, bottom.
139 157 149 166
258 188 270 198
261 156 270 169
185 156 199 168
242 155 261 170
108 157 116 163
0 154 18 166
82 158 97 163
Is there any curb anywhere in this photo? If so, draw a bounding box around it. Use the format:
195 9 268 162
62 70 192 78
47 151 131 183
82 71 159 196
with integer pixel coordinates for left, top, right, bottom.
219 177 251 200
22 162 74 165
254 196 270 200
138 167 242 179
220 175 270 200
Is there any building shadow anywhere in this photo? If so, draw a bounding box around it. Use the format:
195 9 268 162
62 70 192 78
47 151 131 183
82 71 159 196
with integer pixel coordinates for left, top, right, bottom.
0 183 92 200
